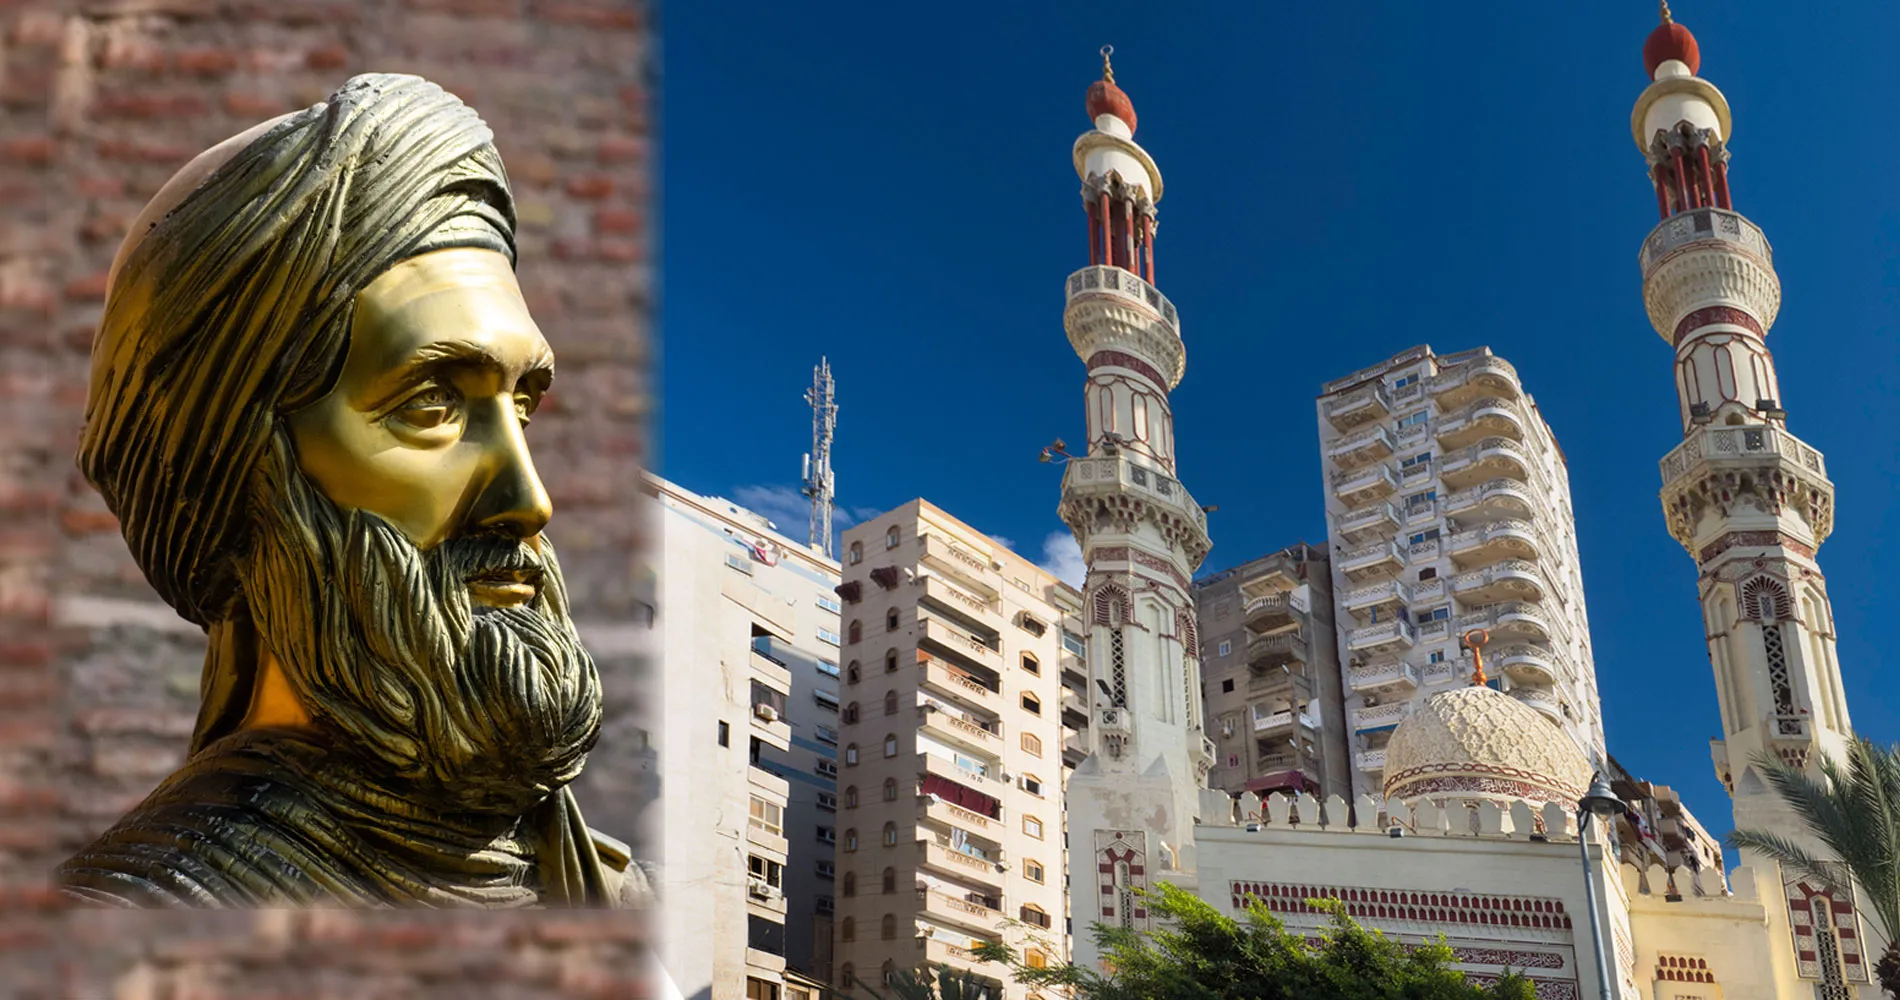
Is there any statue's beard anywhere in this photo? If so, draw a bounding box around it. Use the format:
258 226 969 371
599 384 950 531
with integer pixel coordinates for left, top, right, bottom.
239 433 602 816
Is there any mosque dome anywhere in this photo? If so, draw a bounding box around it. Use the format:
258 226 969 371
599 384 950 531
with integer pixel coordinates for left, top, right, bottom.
1382 685 1592 810
1643 18 1700 77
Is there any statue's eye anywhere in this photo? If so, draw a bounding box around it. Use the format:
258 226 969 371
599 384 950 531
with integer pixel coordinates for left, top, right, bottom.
395 386 460 429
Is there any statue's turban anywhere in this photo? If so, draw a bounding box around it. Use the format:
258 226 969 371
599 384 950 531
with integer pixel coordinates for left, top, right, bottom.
78 74 517 628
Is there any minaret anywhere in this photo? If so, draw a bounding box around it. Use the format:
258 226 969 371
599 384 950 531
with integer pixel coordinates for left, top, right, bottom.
1634 12 1866 991
1058 47 1221 972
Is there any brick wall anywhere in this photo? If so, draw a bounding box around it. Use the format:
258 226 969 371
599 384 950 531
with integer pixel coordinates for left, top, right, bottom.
0 1 656 994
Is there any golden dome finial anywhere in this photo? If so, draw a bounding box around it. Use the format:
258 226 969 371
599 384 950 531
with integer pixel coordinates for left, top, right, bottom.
1660 1 1672 23
1464 629 1491 686
1101 44 1115 85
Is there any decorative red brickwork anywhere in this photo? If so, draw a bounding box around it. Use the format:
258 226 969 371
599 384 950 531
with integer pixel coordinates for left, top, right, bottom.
1673 305 1764 347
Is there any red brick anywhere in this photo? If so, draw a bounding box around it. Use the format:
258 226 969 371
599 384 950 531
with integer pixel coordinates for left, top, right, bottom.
99 35 168 73
0 718 55 750
224 90 286 118
9 11 65 48
564 174 613 199
81 213 129 244
591 208 641 235
0 278 56 315
74 707 195 738
59 510 120 534
0 927 50 949
0 672 53 708
0 529 55 559
94 92 211 119
1 134 55 166
535 2 641 30
172 47 241 76
63 272 111 302
551 238 594 262
0 643 53 669
595 239 642 263
75 175 126 199
597 134 645 164
305 44 350 71
96 138 197 166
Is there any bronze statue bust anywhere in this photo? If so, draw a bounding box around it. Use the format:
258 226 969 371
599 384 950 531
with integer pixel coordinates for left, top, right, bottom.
57 74 646 908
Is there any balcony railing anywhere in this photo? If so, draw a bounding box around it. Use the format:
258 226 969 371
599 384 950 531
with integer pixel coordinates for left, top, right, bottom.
1352 701 1413 730
921 534 1000 598
1639 207 1773 277
1323 383 1392 429
1330 462 1400 501
1346 618 1415 652
1252 708 1319 734
1242 592 1297 632
1514 687 1561 721
1338 540 1403 576
1447 559 1545 602
1066 265 1179 335
1356 748 1388 772
1445 519 1540 564
1658 423 1829 486
1426 357 1520 404
1494 643 1562 685
1347 661 1419 693
1439 436 1532 487
1340 579 1409 611
1061 455 1210 541
1329 425 1395 467
1247 630 1307 668
1441 478 1536 517
918 655 1001 710
1435 399 1526 449
1336 501 1400 540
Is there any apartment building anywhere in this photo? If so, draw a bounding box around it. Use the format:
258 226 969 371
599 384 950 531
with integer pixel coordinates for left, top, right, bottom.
831 500 1084 1000
644 473 842 1000
1192 544 1350 801
1315 346 1604 800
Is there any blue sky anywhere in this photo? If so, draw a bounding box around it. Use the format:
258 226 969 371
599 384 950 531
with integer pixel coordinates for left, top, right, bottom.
660 4 1900 840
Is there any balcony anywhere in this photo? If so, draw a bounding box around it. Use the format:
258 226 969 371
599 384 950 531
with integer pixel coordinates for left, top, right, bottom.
1340 579 1409 617
1456 601 1554 643
1495 643 1562 686
1346 618 1415 654
1251 707 1319 735
920 889 1006 936
1414 618 1451 645
1439 437 1532 491
1061 689 1088 728
1353 701 1413 732
921 936 1005 981
1247 669 1314 705
1441 478 1536 521
1338 540 1403 579
917 654 1002 713
920 574 1003 630
919 703 1003 759
1330 462 1399 505
1059 455 1212 561
920 792 1003 840
1243 592 1297 633
1427 357 1521 409
1347 660 1418 694
920 617 1003 674
921 533 1000 599
1435 399 1526 450
1448 559 1545 604
918 839 1005 894
1329 425 1395 469
1356 747 1388 772
1336 501 1401 544
1247 631 1308 671
1255 749 1321 777
919 752 1003 797
1066 264 1180 337
1063 732 1088 767
1513 687 1562 724
1323 383 1392 431
1445 518 1540 569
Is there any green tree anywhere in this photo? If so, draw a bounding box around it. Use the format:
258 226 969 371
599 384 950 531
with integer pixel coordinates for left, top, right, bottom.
973 882 1536 1000
1732 737 1900 996
835 963 999 1000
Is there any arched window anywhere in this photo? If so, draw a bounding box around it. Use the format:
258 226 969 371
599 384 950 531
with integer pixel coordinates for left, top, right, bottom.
1021 692 1041 715
882 822 897 847
842 871 856 896
847 620 862 644
846 661 861 684
844 743 859 766
880 915 897 940
1021 732 1042 756
885 607 899 631
847 542 862 565
886 525 900 549
840 917 855 941
843 785 858 809
1741 576 1794 621
884 690 899 715
881 959 897 984
884 649 898 672
1025 859 1045 883
881 867 896 893
843 828 858 852
843 702 860 724
1021 653 1040 675
1020 903 1051 929
839 963 855 989
883 733 899 757
882 777 898 801
1023 814 1044 839
1021 773 1044 797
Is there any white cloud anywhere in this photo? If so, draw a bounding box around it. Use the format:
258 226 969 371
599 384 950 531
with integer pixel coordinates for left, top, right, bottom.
990 536 1016 552
730 484 875 545
1037 530 1086 588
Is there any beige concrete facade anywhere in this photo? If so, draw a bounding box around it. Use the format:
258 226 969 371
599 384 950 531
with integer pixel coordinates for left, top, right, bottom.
1192 544 1351 801
831 500 1083 999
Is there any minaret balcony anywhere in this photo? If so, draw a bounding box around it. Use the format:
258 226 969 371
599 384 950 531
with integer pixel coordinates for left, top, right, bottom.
1336 500 1402 544
1242 592 1298 633
1495 643 1563 687
1064 266 1183 382
1337 540 1404 580
1445 519 1541 569
1347 660 1419 695
1329 462 1399 505
1346 618 1416 655
1246 630 1307 671
920 533 1001 599
1322 384 1392 431
1438 437 1531 491
1351 700 1413 733
1440 478 1536 521
1434 400 1525 451
1059 454 1211 566
1640 208 1778 341
1340 579 1410 616
1328 425 1395 469
1426 357 1520 409
1657 422 1833 553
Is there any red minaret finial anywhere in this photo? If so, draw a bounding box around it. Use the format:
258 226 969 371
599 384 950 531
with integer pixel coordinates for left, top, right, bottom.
1085 45 1137 135
1644 4 1700 77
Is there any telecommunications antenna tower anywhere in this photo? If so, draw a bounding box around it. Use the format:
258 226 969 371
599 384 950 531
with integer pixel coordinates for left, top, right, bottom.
801 358 838 557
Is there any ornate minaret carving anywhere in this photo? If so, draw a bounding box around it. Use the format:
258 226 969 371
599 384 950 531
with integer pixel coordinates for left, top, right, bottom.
1059 47 1220 972
1634 11 1864 993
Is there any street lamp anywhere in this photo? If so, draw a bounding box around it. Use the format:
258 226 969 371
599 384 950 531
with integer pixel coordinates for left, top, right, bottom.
1575 771 1624 1000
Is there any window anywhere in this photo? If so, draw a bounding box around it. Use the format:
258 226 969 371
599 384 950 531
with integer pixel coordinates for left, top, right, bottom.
840 963 855 988
847 542 862 565
1409 529 1440 546
844 785 858 808
1404 489 1436 509
1025 859 1045 883
816 659 841 677
843 702 860 724
840 917 855 941
1021 733 1042 756
1020 903 1051 929
881 822 897 847
816 760 838 779
816 724 839 745
1392 374 1416 389
746 977 779 1000
885 608 899 632
1021 653 1040 675
882 959 898 984
883 734 899 758
1227 753 1240 768
1021 693 1041 715
718 721 730 747
751 680 787 717
846 620 861 644
1418 567 1437 581
882 777 898 801
1414 607 1450 624
1428 650 1445 664
884 649 898 673
886 525 900 549
1021 773 1044 797
842 871 856 896
1400 452 1431 470
818 627 842 646
818 595 841 613
1026 949 1048 970
881 867 896 893
726 553 754 575
814 688 840 711
1220 678 1235 693
880 914 897 940
748 797 782 837
884 690 898 715
817 825 836 845
842 828 857 852
1023 815 1044 839
748 854 783 888
845 743 859 766
814 896 834 917
1396 411 1428 429
1218 640 1231 657
846 661 861 684
1061 630 1087 657
817 791 837 811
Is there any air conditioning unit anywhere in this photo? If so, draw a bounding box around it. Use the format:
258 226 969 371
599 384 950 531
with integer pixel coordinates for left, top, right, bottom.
754 704 780 723
747 881 777 901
